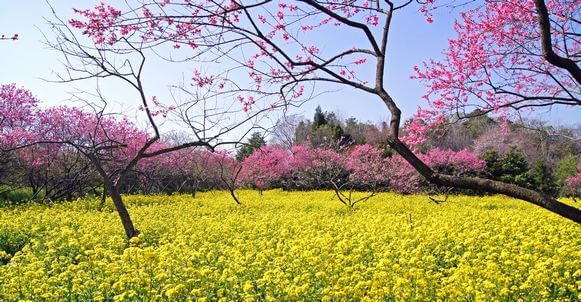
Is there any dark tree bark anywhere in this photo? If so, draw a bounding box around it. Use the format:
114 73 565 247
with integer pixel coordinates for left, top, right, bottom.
436 175 581 222
191 179 199 198
107 185 139 238
219 159 243 205
89 154 139 238
533 0 581 84
99 186 107 211
228 189 242 205
387 138 581 223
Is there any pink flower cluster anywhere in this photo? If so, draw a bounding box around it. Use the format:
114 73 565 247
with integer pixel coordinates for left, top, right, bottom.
70 3 123 45
564 164 581 198
0 84 39 147
240 146 290 188
413 0 578 126
239 144 484 193
67 0 379 104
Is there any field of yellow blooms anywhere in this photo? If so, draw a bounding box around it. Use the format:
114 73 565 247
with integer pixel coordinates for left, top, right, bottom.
0 190 580 301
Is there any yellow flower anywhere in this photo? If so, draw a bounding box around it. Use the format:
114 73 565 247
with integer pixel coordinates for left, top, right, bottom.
0 191 578 301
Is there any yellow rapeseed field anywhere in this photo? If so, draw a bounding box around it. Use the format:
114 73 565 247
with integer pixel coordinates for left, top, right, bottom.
0 191 579 301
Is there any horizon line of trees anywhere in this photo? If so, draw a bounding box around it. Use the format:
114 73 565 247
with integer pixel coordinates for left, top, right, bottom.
2 106 580 205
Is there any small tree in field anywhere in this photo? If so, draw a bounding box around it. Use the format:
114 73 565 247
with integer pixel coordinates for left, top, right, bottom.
215 151 244 204
283 144 377 208
337 144 390 208
189 150 225 197
240 146 290 194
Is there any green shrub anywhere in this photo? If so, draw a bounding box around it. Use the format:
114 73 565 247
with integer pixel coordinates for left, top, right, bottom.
0 186 37 205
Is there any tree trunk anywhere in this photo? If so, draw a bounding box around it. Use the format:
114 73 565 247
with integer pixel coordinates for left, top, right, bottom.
88 154 139 238
229 188 241 205
387 138 581 223
106 183 139 238
190 178 199 198
99 187 107 211
435 174 581 222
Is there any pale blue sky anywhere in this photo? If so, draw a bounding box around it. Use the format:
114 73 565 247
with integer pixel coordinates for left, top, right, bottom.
1 1 579 131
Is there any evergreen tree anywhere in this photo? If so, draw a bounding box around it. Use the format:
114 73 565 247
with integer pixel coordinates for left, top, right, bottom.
236 132 266 161
312 105 327 129
481 149 502 179
528 159 559 197
500 148 529 178
497 148 534 189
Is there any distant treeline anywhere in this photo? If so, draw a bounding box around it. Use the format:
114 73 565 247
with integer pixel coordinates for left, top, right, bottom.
1 107 579 203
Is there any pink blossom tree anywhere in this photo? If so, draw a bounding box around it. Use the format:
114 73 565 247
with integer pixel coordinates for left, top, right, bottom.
0 84 38 149
410 0 580 217
422 149 485 176
285 144 378 208
286 145 349 191
0 84 40 195
240 146 290 193
563 164 581 200
2 89 233 238
385 155 423 194
415 0 578 118
336 144 390 208
129 141 184 194
347 145 389 188
56 0 581 223
19 143 100 201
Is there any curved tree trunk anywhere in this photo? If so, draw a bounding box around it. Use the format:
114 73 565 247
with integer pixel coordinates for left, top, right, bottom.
346 1 581 224
387 137 581 223
435 174 581 222
88 154 139 238
106 183 139 238
228 188 242 205
533 0 581 84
